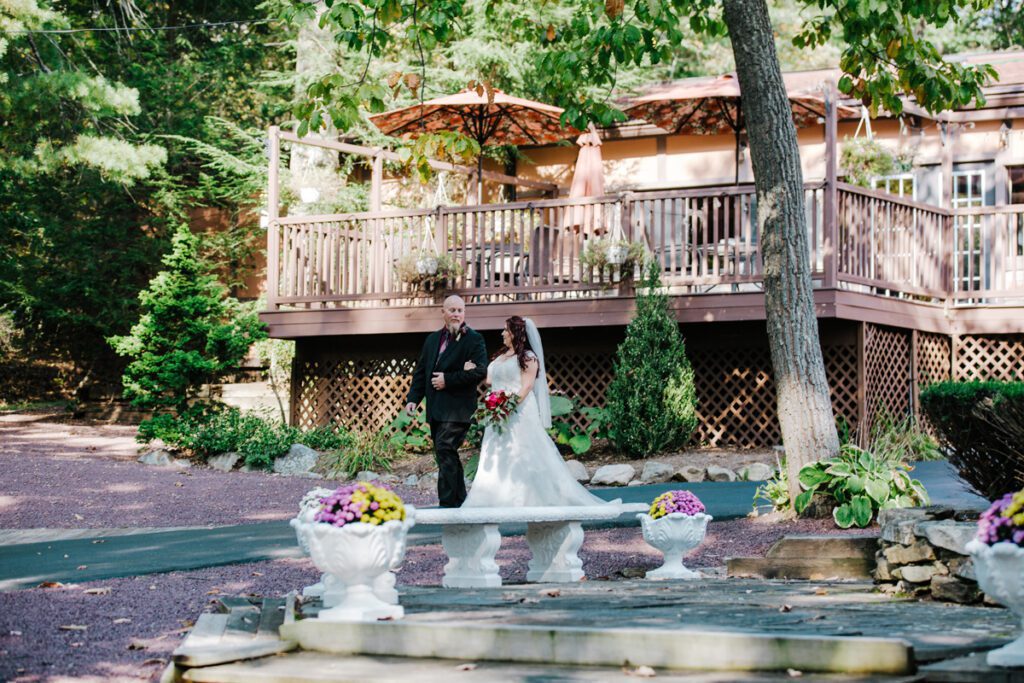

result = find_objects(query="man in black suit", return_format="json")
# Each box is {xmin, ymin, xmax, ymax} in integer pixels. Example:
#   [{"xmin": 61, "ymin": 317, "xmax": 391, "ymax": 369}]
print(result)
[{"xmin": 405, "ymin": 295, "xmax": 488, "ymax": 507}]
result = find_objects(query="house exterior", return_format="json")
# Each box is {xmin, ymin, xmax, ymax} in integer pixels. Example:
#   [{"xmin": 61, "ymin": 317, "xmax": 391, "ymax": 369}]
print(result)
[{"xmin": 261, "ymin": 51, "xmax": 1024, "ymax": 448}]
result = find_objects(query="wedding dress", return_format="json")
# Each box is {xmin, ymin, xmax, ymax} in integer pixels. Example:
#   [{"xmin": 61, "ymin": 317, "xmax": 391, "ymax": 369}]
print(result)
[{"xmin": 462, "ymin": 351, "xmax": 611, "ymax": 508}]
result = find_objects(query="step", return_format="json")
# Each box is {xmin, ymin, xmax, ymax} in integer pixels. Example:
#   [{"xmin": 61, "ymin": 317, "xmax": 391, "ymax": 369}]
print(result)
[
  {"xmin": 178, "ymin": 651, "xmax": 925, "ymax": 683},
  {"xmin": 218, "ymin": 382, "xmax": 274, "ymax": 398},
  {"xmin": 278, "ymin": 619, "xmax": 915, "ymax": 675},
  {"xmin": 726, "ymin": 556, "xmax": 875, "ymax": 580},
  {"xmin": 919, "ymin": 652, "xmax": 1024, "ymax": 682},
  {"xmin": 765, "ymin": 535, "xmax": 880, "ymax": 559}
]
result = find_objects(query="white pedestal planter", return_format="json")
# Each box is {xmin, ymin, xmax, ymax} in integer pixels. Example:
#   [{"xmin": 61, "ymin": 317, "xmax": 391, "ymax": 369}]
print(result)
[
  {"xmin": 293, "ymin": 506, "xmax": 415, "ymax": 622},
  {"xmin": 637, "ymin": 512, "xmax": 712, "ymax": 580},
  {"xmin": 967, "ymin": 539, "xmax": 1024, "ymax": 667}
]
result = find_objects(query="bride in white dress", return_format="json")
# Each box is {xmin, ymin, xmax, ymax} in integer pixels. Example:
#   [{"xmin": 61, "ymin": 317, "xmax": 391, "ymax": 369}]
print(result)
[{"xmin": 462, "ymin": 316, "xmax": 612, "ymax": 508}]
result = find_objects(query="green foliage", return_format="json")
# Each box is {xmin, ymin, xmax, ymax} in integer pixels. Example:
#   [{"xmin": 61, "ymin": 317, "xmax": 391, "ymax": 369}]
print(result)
[
  {"xmin": 840, "ymin": 137, "xmax": 915, "ymax": 187},
  {"xmin": 108, "ymin": 226, "xmax": 267, "ymax": 417},
  {"xmin": 606, "ymin": 264, "xmax": 697, "ymax": 458},
  {"xmin": 1, "ymin": 1, "xmax": 290, "ymax": 383},
  {"xmin": 394, "ymin": 253, "xmax": 463, "ymax": 291},
  {"xmin": 868, "ymin": 412, "xmax": 942, "ymax": 463},
  {"xmin": 794, "ymin": 444, "xmax": 929, "ymax": 528},
  {"xmin": 548, "ymin": 395, "xmax": 611, "ymax": 456},
  {"xmin": 753, "ymin": 457, "xmax": 791, "ymax": 513},
  {"xmin": 580, "ymin": 239, "xmax": 647, "ymax": 282},
  {"xmin": 0, "ymin": 312, "xmax": 22, "ymax": 360},
  {"xmin": 278, "ymin": 0, "xmax": 996, "ymax": 139},
  {"xmin": 320, "ymin": 430, "xmax": 403, "ymax": 478},
  {"xmin": 920, "ymin": 381, "xmax": 1024, "ymax": 499},
  {"xmin": 136, "ymin": 406, "xmax": 352, "ymax": 469},
  {"xmin": 386, "ymin": 405, "xmax": 433, "ymax": 451}
]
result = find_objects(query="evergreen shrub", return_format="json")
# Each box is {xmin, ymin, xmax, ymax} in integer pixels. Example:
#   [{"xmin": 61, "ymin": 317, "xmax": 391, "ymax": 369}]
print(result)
[
  {"xmin": 605, "ymin": 264, "xmax": 697, "ymax": 458},
  {"xmin": 920, "ymin": 381, "xmax": 1024, "ymax": 499},
  {"xmin": 108, "ymin": 226, "xmax": 266, "ymax": 425}
]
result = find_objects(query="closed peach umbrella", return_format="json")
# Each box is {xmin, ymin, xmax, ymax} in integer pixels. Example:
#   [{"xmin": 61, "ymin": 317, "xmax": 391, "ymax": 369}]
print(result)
[{"xmin": 564, "ymin": 125, "xmax": 606, "ymax": 234}]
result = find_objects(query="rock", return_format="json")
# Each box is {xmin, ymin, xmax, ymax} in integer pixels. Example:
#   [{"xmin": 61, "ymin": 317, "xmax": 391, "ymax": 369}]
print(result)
[
  {"xmin": 673, "ymin": 465, "xmax": 705, "ymax": 483},
  {"xmin": 930, "ymin": 575, "xmax": 981, "ymax": 604},
  {"xmin": 894, "ymin": 562, "xmax": 948, "ymax": 584},
  {"xmin": 591, "ymin": 464, "xmax": 636, "ymax": 486},
  {"xmin": 404, "ymin": 474, "xmax": 419, "ymax": 486},
  {"xmin": 948, "ymin": 557, "xmax": 977, "ymax": 582},
  {"xmin": 565, "ymin": 460, "xmax": 590, "ymax": 483},
  {"xmin": 915, "ymin": 520, "xmax": 976, "ymax": 556},
  {"xmin": 881, "ymin": 520, "xmax": 918, "ymax": 546},
  {"xmin": 380, "ymin": 473, "xmax": 399, "ymax": 484},
  {"xmin": 272, "ymin": 444, "xmax": 320, "ymax": 477},
  {"xmin": 877, "ymin": 507, "xmax": 949, "ymax": 529},
  {"xmin": 706, "ymin": 465, "xmax": 737, "ymax": 482},
  {"xmin": 356, "ymin": 470, "xmax": 381, "ymax": 482},
  {"xmin": 873, "ymin": 556, "xmax": 893, "ymax": 581},
  {"xmin": 883, "ymin": 540, "xmax": 936, "ymax": 565},
  {"xmin": 798, "ymin": 493, "xmax": 835, "ymax": 520},
  {"xmin": 738, "ymin": 463, "xmax": 774, "ymax": 481},
  {"xmin": 138, "ymin": 449, "xmax": 179, "ymax": 467},
  {"xmin": 639, "ymin": 461, "xmax": 674, "ymax": 484},
  {"xmin": 627, "ymin": 480, "xmax": 644, "ymax": 487},
  {"xmin": 417, "ymin": 471, "xmax": 439, "ymax": 491},
  {"xmin": 207, "ymin": 452, "xmax": 240, "ymax": 472}
]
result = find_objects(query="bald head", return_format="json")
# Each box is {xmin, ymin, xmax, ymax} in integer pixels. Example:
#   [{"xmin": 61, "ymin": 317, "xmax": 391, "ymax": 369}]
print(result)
[{"xmin": 442, "ymin": 295, "xmax": 466, "ymax": 332}]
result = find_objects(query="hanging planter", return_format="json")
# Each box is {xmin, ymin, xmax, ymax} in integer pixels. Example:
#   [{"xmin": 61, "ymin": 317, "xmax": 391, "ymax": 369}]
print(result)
[
  {"xmin": 606, "ymin": 243, "xmax": 631, "ymax": 266},
  {"xmin": 415, "ymin": 255, "xmax": 439, "ymax": 276},
  {"xmin": 396, "ymin": 253, "xmax": 462, "ymax": 292}
]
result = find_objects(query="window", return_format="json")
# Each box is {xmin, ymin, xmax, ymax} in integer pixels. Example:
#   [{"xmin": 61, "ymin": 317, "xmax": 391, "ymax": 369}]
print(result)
[
  {"xmin": 952, "ymin": 170, "xmax": 986, "ymax": 295},
  {"xmin": 1010, "ymin": 166, "xmax": 1024, "ymax": 205},
  {"xmin": 872, "ymin": 173, "xmax": 916, "ymax": 199}
]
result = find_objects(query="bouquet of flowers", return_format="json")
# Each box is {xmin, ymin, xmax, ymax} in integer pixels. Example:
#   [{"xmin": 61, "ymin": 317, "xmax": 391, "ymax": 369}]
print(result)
[
  {"xmin": 649, "ymin": 490, "xmax": 705, "ymax": 520},
  {"xmin": 977, "ymin": 488, "xmax": 1024, "ymax": 547},
  {"xmin": 313, "ymin": 482, "xmax": 406, "ymax": 528},
  {"xmin": 473, "ymin": 390, "xmax": 520, "ymax": 434}
]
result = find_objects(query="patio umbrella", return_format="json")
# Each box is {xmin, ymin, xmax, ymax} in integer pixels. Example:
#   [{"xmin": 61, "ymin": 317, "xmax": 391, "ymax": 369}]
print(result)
[
  {"xmin": 626, "ymin": 74, "xmax": 857, "ymax": 183},
  {"xmin": 369, "ymin": 88, "xmax": 578, "ymax": 199},
  {"xmin": 563, "ymin": 124, "xmax": 606, "ymax": 234}
]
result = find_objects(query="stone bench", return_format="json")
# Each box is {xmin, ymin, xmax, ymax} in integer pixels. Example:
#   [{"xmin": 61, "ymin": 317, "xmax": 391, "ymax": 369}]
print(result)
[{"xmin": 415, "ymin": 504, "xmax": 648, "ymax": 588}]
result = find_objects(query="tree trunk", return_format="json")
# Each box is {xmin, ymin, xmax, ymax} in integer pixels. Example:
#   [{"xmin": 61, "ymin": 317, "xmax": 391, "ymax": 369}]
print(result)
[{"xmin": 722, "ymin": 0, "xmax": 841, "ymax": 505}]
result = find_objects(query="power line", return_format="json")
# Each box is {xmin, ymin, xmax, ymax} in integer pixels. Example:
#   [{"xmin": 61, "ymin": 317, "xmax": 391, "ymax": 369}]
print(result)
[{"xmin": 3, "ymin": 18, "xmax": 271, "ymax": 35}]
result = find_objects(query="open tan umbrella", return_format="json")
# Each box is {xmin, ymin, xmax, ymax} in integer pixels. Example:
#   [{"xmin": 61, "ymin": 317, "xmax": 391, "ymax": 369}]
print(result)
[
  {"xmin": 370, "ymin": 88, "xmax": 578, "ymax": 199},
  {"xmin": 626, "ymin": 74, "xmax": 857, "ymax": 183},
  {"xmin": 563, "ymin": 124, "xmax": 606, "ymax": 234}
]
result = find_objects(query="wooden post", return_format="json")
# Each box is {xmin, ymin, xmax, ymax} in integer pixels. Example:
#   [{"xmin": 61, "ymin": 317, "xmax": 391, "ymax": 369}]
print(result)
[
  {"xmin": 822, "ymin": 82, "xmax": 839, "ymax": 290},
  {"xmin": 370, "ymin": 152, "xmax": 383, "ymax": 212},
  {"xmin": 267, "ymin": 126, "xmax": 281, "ymax": 310},
  {"xmin": 370, "ymin": 152, "xmax": 384, "ymax": 293},
  {"xmin": 909, "ymin": 329, "xmax": 919, "ymax": 422},
  {"xmin": 941, "ymin": 122, "xmax": 957, "ymax": 209},
  {"xmin": 856, "ymin": 321, "xmax": 868, "ymax": 446}
]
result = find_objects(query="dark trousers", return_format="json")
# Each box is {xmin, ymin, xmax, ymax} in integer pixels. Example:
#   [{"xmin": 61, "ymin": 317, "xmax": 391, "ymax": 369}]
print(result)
[{"xmin": 430, "ymin": 420, "xmax": 469, "ymax": 508}]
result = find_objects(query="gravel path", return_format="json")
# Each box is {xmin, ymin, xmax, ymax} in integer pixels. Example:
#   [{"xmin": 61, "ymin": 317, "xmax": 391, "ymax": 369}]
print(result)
[
  {"xmin": 0, "ymin": 517, "xmax": 864, "ymax": 683},
  {"xmin": 0, "ymin": 418, "xmax": 875, "ymax": 681},
  {"xmin": 0, "ymin": 419, "xmax": 437, "ymax": 529}
]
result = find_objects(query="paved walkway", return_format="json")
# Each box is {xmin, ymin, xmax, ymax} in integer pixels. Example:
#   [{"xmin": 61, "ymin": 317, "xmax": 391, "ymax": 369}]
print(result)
[{"xmin": 0, "ymin": 461, "xmax": 987, "ymax": 591}]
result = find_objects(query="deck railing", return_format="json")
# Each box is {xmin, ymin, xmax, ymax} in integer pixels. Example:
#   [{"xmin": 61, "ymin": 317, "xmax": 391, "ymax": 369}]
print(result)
[{"xmin": 266, "ymin": 182, "xmax": 1024, "ymax": 310}]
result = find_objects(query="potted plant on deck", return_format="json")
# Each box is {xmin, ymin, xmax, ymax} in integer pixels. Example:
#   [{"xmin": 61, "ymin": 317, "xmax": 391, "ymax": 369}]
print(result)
[
  {"xmin": 580, "ymin": 238, "xmax": 646, "ymax": 287},
  {"xmin": 637, "ymin": 490, "xmax": 711, "ymax": 579},
  {"xmin": 395, "ymin": 253, "xmax": 462, "ymax": 299},
  {"xmin": 291, "ymin": 482, "xmax": 415, "ymax": 621},
  {"xmin": 966, "ymin": 487, "xmax": 1024, "ymax": 667}
]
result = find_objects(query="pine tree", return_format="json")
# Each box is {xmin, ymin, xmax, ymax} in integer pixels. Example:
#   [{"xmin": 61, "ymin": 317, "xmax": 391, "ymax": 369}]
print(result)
[
  {"xmin": 606, "ymin": 263, "xmax": 697, "ymax": 458},
  {"xmin": 108, "ymin": 226, "xmax": 266, "ymax": 417}
]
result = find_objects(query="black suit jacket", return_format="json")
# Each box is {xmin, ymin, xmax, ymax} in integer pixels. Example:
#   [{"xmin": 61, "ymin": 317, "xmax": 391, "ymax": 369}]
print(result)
[{"xmin": 406, "ymin": 327, "xmax": 488, "ymax": 424}]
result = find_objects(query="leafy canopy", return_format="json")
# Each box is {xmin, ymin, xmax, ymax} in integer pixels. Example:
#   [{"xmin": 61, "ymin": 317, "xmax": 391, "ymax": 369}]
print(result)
[{"xmin": 277, "ymin": 0, "xmax": 997, "ymax": 136}]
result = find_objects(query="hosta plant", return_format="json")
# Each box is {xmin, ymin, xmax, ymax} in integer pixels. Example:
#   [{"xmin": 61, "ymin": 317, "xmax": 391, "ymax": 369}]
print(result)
[{"xmin": 794, "ymin": 444, "xmax": 929, "ymax": 529}]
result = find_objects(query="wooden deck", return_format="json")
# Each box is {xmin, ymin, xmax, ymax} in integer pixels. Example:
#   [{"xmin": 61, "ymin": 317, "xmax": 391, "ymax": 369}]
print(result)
[{"xmin": 262, "ymin": 182, "xmax": 1024, "ymax": 337}]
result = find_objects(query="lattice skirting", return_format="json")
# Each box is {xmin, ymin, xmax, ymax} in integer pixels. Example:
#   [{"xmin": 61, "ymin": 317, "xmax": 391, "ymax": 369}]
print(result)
[
  {"xmin": 292, "ymin": 331, "xmax": 858, "ymax": 449},
  {"xmin": 954, "ymin": 334, "xmax": 1024, "ymax": 382},
  {"xmin": 290, "ymin": 329, "xmax": 1023, "ymax": 448}
]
